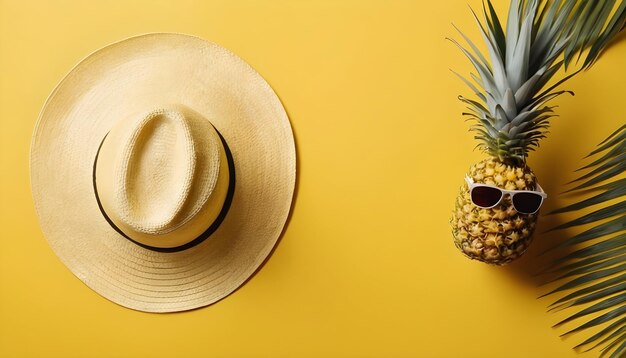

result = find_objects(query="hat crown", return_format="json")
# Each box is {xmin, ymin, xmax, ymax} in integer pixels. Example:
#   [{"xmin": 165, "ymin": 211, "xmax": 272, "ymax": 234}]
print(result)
[
  {"xmin": 114, "ymin": 109, "xmax": 199, "ymax": 235},
  {"xmin": 95, "ymin": 105, "xmax": 231, "ymax": 249}
]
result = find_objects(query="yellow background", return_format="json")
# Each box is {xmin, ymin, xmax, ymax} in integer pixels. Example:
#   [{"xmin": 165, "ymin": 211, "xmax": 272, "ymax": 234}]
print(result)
[{"xmin": 1, "ymin": 0, "xmax": 624, "ymax": 357}]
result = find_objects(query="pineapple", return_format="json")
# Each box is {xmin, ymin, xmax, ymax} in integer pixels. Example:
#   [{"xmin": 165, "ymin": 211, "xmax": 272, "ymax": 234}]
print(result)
[
  {"xmin": 449, "ymin": 0, "xmax": 578, "ymax": 264},
  {"xmin": 452, "ymin": 159, "xmax": 538, "ymax": 264},
  {"xmin": 452, "ymin": 0, "xmax": 624, "ymax": 264}
]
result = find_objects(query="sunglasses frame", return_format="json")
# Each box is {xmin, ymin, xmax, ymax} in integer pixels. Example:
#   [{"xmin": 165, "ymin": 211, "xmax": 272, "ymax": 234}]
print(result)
[{"xmin": 465, "ymin": 176, "xmax": 547, "ymax": 214}]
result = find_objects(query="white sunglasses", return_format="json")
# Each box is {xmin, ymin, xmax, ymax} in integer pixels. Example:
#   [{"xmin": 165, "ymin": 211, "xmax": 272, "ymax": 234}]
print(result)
[{"xmin": 465, "ymin": 176, "xmax": 547, "ymax": 214}]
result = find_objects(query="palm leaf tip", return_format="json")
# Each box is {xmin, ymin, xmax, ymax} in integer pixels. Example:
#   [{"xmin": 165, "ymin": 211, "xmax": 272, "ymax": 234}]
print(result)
[{"xmin": 563, "ymin": 0, "xmax": 626, "ymax": 69}]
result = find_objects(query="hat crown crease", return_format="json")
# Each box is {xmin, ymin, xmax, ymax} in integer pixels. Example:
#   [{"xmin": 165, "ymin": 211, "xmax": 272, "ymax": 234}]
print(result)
[{"xmin": 114, "ymin": 109, "xmax": 197, "ymax": 235}]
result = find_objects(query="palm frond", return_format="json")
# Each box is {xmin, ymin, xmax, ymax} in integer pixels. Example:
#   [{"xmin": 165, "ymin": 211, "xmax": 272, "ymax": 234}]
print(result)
[
  {"xmin": 536, "ymin": 0, "xmax": 626, "ymax": 70},
  {"xmin": 565, "ymin": 0, "xmax": 626, "ymax": 69},
  {"xmin": 541, "ymin": 125, "xmax": 626, "ymax": 356}
]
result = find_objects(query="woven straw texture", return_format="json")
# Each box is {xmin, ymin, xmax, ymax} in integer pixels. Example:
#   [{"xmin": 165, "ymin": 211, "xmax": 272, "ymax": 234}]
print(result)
[{"xmin": 30, "ymin": 33, "xmax": 296, "ymax": 313}]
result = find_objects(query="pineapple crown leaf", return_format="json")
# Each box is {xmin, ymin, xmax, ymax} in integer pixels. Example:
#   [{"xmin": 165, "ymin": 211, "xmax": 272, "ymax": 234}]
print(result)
[{"xmin": 453, "ymin": 0, "xmax": 626, "ymax": 166}]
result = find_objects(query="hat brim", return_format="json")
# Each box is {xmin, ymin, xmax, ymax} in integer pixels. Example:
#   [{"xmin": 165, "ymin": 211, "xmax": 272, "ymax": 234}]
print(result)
[{"xmin": 30, "ymin": 33, "xmax": 296, "ymax": 312}]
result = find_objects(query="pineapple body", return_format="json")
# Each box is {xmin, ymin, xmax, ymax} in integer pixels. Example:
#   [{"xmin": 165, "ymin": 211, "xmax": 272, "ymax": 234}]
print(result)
[{"xmin": 451, "ymin": 158, "xmax": 539, "ymax": 265}]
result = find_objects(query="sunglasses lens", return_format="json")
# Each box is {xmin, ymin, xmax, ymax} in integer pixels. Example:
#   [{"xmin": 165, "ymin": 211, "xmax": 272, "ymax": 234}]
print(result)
[
  {"xmin": 513, "ymin": 192, "xmax": 543, "ymax": 214},
  {"xmin": 471, "ymin": 186, "xmax": 503, "ymax": 208}
]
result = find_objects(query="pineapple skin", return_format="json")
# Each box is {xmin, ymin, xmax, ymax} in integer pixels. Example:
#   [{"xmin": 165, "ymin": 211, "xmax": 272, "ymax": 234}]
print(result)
[{"xmin": 451, "ymin": 158, "xmax": 539, "ymax": 265}]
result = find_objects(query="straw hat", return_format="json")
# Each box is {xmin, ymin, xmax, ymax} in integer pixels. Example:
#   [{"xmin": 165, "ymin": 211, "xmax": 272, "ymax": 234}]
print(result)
[{"xmin": 30, "ymin": 33, "xmax": 296, "ymax": 312}]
